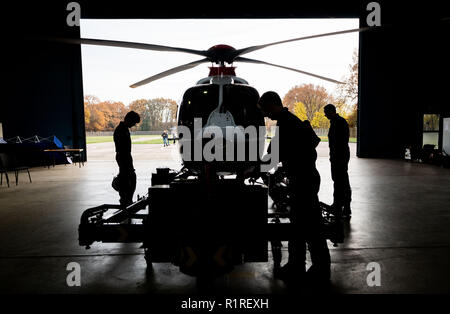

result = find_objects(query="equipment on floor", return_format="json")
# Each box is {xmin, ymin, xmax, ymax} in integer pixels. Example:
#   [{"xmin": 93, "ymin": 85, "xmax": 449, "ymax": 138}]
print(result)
[{"xmin": 79, "ymin": 166, "xmax": 345, "ymax": 277}]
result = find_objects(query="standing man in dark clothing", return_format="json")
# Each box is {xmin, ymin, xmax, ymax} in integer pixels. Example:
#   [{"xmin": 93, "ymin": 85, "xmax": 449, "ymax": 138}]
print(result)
[
  {"xmin": 324, "ymin": 104, "xmax": 352, "ymax": 218},
  {"xmin": 113, "ymin": 111, "xmax": 141, "ymax": 207},
  {"xmin": 258, "ymin": 91, "xmax": 331, "ymax": 283},
  {"xmin": 162, "ymin": 130, "xmax": 169, "ymax": 147}
]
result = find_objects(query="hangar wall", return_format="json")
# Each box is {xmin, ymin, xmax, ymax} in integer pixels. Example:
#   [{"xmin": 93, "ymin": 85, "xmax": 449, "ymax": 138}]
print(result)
[
  {"xmin": 1, "ymin": 1, "xmax": 448, "ymax": 160},
  {"xmin": 1, "ymin": 2, "xmax": 86, "ymax": 154},
  {"xmin": 357, "ymin": 3, "xmax": 450, "ymax": 157}
]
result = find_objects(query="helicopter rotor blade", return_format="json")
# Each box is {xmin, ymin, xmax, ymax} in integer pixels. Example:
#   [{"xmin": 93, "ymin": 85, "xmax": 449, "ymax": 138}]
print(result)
[
  {"xmin": 51, "ymin": 37, "xmax": 209, "ymax": 57},
  {"xmin": 234, "ymin": 27, "xmax": 374, "ymax": 57},
  {"xmin": 130, "ymin": 58, "xmax": 210, "ymax": 88},
  {"xmin": 235, "ymin": 57, "xmax": 344, "ymax": 84}
]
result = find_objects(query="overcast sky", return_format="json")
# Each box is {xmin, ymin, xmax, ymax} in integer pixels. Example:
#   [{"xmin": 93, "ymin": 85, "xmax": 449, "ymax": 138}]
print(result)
[{"xmin": 80, "ymin": 19, "xmax": 359, "ymax": 106}]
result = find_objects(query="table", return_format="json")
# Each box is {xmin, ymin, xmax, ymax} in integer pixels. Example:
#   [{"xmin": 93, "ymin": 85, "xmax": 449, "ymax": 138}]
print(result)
[{"xmin": 43, "ymin": 148, "xmax": 85, "ymax": 168}]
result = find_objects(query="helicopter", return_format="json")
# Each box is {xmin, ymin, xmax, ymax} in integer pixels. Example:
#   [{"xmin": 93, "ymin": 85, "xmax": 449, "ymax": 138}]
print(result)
[
  {"xmin": 60, "ymin": 27, "xmax": 365, "ymax": 172},
  {"xmin": 69, "ymin": 26, "xmax": 366, "ymax": 279}
]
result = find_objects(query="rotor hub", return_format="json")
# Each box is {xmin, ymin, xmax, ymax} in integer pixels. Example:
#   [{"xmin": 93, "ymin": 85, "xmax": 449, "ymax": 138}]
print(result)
[{"xmin": 207, "ymin": 44, "xmax": 237, "ymax": 64}]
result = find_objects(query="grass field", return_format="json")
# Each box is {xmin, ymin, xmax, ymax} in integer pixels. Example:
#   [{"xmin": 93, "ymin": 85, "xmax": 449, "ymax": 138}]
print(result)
[
  {"xmin": 86, "ymin": 135, "xmax": 161, "ymax": 144},
  {"xmin": 87, "ymin": 135, "xmax": 357, "ymax": 144},
  {"xmin": 133, "ymin": 138, "xmax": 165, "ymax": 144},
  {"xmin": 319, "ymin": 136, "xmax": 357, "ymax": 143}
]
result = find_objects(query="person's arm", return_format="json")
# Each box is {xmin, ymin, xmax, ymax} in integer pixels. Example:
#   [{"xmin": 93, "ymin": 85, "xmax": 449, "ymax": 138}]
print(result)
[
  {"xmin": 115, "ymin": 128, "xmax": 133, "ymax": 169},
  {"xmin": 304, "ymin": 120, "xmax": 321, "ymax": 148},
  {"xmin": 332, "ymin": 119, "xmax": 350, "ymax": 158},
  {"xmin": 337, "ymin": 119, "xmax": 350, "ymax": 145}
]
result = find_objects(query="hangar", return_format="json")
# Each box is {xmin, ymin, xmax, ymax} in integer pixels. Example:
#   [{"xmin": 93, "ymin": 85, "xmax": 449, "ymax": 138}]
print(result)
[{"xmin": 0, "ymin": 0, "xmax": 449, "ymax": 308}]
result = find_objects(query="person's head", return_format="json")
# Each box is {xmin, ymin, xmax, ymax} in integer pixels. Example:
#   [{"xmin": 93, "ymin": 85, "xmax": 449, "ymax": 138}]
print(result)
[
  {"xmin": 257, "ymin": 91, "xmax": 284, "ymax": 120},
  {"xmin": 123, "ymin": 111, "xmax": 141, "ymax": 128},
  {"xmin": 324, "ymin": 104, "xmax": 337, "ymax": 120}
]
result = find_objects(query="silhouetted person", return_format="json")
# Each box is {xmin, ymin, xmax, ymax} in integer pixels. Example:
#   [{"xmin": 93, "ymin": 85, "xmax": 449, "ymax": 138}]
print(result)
[
  {"xmin": 324, "ymin": 104, "xmax": 352, "ymax": 218},
  {"xmin": 113, "ymin": 111, "xmax": 140, "ymax": 207},
  {"xmin": 162, "ymin": 130, "xmax": 169, "ymax": 147},
  {"xmin": 171, "ymin": 132, "xmax": 177, "ymax": 144},
  {"xmin": 258, "ymin": 91, "xmax": 331, "ymax": 283}
]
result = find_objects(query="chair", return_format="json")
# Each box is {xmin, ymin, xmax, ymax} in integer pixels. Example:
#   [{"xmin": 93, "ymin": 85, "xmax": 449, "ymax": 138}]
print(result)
[
  {"xmin": 74, "ymin": 151, "xmax": 85, "ymax": 167},
  {"xmin": 64, "ymin": 146, "xmax": 84, "ymax": 168},
  {"xmin": 0, "ymin": 156, "xmax": 10, "ymax": 187},
  {"xmin": 0, "ymin": 152, "xmax": 32, "ymax": 185}
]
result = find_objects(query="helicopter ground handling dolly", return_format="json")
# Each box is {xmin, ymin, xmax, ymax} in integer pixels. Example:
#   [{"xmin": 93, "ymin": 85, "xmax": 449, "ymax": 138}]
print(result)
[{"xmin": 79, "ymin": 166, "xmax": 345, "ymax": 279}]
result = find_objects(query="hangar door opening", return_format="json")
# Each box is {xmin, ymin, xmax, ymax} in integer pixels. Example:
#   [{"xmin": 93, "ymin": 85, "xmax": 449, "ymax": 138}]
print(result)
[{"xmin": 80, "ymin": 19, "xmax": 359, "ymax": 162}]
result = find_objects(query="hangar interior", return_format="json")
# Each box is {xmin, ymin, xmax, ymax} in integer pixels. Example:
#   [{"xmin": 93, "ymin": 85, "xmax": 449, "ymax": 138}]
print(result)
[{"xmin": 0, "ymin": 0, "xmax": 450, "ymax": 299}]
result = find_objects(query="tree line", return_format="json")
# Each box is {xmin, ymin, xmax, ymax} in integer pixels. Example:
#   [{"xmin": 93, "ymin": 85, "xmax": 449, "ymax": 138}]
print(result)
[
  {"xmin": 84, "ymin": 96, "xmax": 177, "ymax": 132},
  {"xmin": 276, "ymin": 49, "xmax": 358, "ymax": 130}
]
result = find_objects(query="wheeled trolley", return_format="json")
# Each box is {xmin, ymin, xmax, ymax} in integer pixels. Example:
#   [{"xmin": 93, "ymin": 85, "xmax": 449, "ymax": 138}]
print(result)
[{"xmin": 78, "ymin": 167, "xmax": 344, "ymax": 277}]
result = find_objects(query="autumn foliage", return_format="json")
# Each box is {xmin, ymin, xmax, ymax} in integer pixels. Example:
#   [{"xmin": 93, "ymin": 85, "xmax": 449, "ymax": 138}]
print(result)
[
  {"xmin": 129, "ymin": 98, "xmax": 177, "ymax": 131},
  {"xmin": 283, "ymin": 49, "xmax": 359, "ymax": 129},
  {"xmin": 84, "ymin": 95, "xmax": 177, "ymax": 131}
]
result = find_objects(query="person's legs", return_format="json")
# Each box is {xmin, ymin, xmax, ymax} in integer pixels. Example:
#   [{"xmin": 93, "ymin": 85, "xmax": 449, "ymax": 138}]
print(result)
[
  {"xmin": 330, "ymin": 161, "xmax": 343, "ymax": 207},
  {"xmin": 300, "ymin": 171, "xmax": 330, "ymax": 280},
  {"xmin": 305, "ymin": 208, "xmax": 331, "ymax": 279},
  {"xmin": 279, "ymin": 172, "xmax": 320, "ymax": 276},
  {"xmin": 129, "ymin": 170, "xmax": 137, "ymax": 200},
  {"xmin": 275, "ymin": 181, "xmax": 306, "ymax": 279},
  {"xmin": 331, "ymin": 159, "xmax": 351, "ymax": 216},
  {"xmin": 276, "ymin": 218, "xmax": 306, "ymax": 280},
  {"xmin": 286, "ymin": 209, "xmax": 307, "ymax": 271},
  {"xmin": 119, "ymin": 170, "xmax": 136, "ymax": 207},
  {"xmin": 341, "ymin": 166, "xmax": 352, "ymax": 216}
]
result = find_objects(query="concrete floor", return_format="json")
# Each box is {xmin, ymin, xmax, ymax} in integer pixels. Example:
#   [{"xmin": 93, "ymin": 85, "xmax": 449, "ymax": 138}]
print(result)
[{"xmin": 1, "ymin": 142, "xmax": 450, "ymax": 295}]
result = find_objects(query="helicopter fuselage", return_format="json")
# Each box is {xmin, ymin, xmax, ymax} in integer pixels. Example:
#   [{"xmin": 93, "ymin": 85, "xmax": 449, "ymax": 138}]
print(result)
[{"xmin": 177, "ymin": 71, "xmax": 266, "ymax": 174}]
